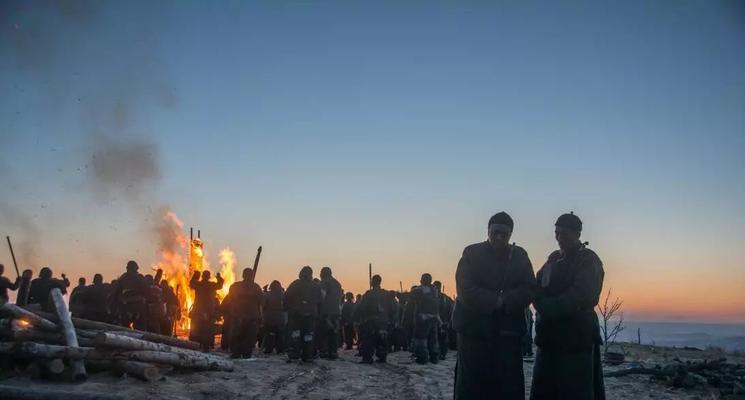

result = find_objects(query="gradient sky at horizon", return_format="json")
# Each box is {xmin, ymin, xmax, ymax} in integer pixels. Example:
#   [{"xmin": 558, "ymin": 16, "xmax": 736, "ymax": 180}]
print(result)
[{"xmin": 1, "ymin": 1, "xmax": 744, "ymax": 323}]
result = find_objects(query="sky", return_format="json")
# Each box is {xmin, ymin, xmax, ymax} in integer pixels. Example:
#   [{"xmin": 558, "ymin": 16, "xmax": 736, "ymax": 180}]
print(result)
[{"xmin": 1, "ymin": 1, "xmax": 744, "ymax": 323}]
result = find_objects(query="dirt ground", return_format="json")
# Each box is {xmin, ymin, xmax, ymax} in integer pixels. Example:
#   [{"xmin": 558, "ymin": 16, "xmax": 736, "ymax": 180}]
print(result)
[{"xmin": 2, "ymin": 344, "xmax": 741, "ymax": 399}]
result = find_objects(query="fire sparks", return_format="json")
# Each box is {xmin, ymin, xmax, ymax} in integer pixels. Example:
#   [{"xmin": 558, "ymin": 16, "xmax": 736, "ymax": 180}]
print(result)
[{"xmin": 151, "ymin": 210, "xmax": 237, "ymax": 335}]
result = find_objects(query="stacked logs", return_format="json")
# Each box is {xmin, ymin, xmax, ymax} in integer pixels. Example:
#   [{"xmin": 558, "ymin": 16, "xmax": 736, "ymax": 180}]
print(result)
[{"xmin": 0, "ymin": 295, "xmax": 234, "ymax": 388}]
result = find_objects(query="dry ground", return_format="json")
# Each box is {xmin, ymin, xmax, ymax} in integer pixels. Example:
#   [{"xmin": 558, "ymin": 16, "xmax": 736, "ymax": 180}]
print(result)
[{"xmin": 2, "ymin": 344, "xmax": 742, "ymax": 399}]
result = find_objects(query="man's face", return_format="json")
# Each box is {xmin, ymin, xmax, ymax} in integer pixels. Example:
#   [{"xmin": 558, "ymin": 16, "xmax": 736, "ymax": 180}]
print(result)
[
  {"xmin": 555, "ymin": 226, "xmax": 580, "ymax": 250},
  {"xmin": 488, "ymin": 224, "xmax": 512, "ymax": 249},
  {"xmin": 202, "ymin": 271, "xmax": 211, "ymax": 281}
]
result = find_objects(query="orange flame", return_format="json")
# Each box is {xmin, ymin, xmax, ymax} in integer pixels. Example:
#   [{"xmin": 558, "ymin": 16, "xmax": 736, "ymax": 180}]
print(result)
[{"xmin": 151, "ymin": 210, "xmax": 237, "ymax": 336}]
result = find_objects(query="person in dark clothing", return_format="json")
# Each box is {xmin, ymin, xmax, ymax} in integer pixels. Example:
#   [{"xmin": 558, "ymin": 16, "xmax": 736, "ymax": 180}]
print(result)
[
  {"xmin": 161, "ymin": 280, "xmax": 180, "ymax": 336},
  {"xmin": 355, "ymin": 274, "xmax": 396, "ymax": 364},
  {"xmin": 284, "ymin": 266, "xmax": 322, "ymax": 362},
  {"xmin": 144, "ymin": 274, "xmax": 166, "ymax": 334},
  {"xmin": 28, "ymin": 267, "xmax": 70, "ymax": 312},
  {"xmin": 341, "ymin": 292, "xmax": 356, "ymax": 350},
  {"xmin": 317, "ymin": 266, "xmax": 343, "ymax": 359},
  {"xmin": 110, "ymin": 261, "xmax": 151, "ymax": 331},
  {"xmin": 262, "ymin": 280, "xmax": 286, "ymax": 354},
  {"xmin": 452, "ymin": 212, "xmax": 537, "ymax": 400},
  {"xmin": 82, "ymin": 274, "xmax": 110, "ymax": 323},
  {"xmin": 0, "ymin": 264, "xmax": 20, "ymax": 303},
  {"xmin": 400, "ymin": 288, "xmax": 417, "ymax": 352},
  {"xmin": 530, "ymin": 212, "xmax": 606, "ymax": 400},
  {"xmin": 190, "ymin": 270, "xmax": 224, "ymax": 351},
  {"xmin": 523, "ymin": 307, "xmax": 534, "ymax": 357},
  {"xmin": 69, "ymin": 277, "xmax": 87, "ymax": 317},
  {"xmin": 433, "ymin": 280, "xmax": 454, "ymax": 360},
  {"xmin": 223, "ymin": 268, "xmax": 263, "ymax": 358},
  {"xmin": 409, "ymin": 273, "xmax": 441, "ymax": 364}
]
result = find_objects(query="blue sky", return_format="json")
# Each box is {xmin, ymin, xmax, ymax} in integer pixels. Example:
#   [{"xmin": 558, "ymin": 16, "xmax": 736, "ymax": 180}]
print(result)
[{"xmin": 1, "ymin": 1, "xmax": 744, "ymax": 321}]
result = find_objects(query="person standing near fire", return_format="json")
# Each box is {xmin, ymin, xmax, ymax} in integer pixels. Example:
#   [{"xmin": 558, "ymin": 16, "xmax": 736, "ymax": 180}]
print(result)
[
  {"xmin": 222, "ymin": 268, "xmax": 263, "ymax": 358},
  {"xmin": 190, "ymin": 270, "xmax": 224, "ymax": 351},
  {"xmin": 262, "ymin": 280, "xmax": 286, "ymax": 354},
  {"xmin": 28, "ymin": 267, "xmax": 70, "ymax": 312},
  {"xmin": 284, "ymin": 266, "xmax": 322, "ymax": 362},
  {"xmin": 0, "ymin": 264, "xmax": 21, "ymax": 303},
  {"xmin": 110, "ymin": 261, "xmax": 151, "ymax": 331}
]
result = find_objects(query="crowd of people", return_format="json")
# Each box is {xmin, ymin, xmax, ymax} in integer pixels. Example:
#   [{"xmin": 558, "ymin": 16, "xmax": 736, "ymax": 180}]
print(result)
[{"xmin": 0, "ymin": 210, "xmax": 606, "ymax": 400}]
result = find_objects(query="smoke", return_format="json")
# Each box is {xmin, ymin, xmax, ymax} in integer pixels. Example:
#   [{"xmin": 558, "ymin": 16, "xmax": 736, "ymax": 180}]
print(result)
[
  {"xmin": 88, "ymin": 136, "xmax": 160, "ymax": 203},
  {"xmin": 1, "ymin": 1, "xmax": 178, "ymax": 267},
  {"xmin": 0, "ymin": 162, "xmax": 44, "ymax": 267}
]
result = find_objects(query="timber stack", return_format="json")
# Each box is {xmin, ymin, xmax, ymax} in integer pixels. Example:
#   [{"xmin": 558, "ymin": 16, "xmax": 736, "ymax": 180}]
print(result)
[{"xmin": 0, "ymin": 296, "xmax": 234, "ymax": 387}]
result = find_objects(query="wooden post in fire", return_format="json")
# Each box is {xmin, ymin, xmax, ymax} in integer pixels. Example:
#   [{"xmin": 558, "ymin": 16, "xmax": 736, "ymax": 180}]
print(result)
[
  {"xmin": 50, "ymin": 288, "xmax": 87, "ymax": 381},
  {"xmin": 251, "ymin": 246, "xmax": 262, "ymax": 283}
]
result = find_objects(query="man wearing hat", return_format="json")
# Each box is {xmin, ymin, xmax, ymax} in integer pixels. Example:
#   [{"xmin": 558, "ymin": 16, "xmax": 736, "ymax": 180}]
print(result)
[
  {"xmin": 530, "ymin": 212, "xmax": 606, "ymax": 400},
  {"xmin": 452, "ymin": 212, "xmax": 537, "ymax": 400}
]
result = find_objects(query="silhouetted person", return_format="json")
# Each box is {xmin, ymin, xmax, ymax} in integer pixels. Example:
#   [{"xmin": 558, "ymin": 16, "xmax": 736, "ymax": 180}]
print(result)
[
  {"xmin": 83, "ymin": 274, "xmax": 110, "ymax": 323},
  {"xmin": 69, "ymin": 277, "xmax": 87, "ymax": 317},
  {"xmin": 160, "ymin": 280, "xmax": 180, "ymax": 336},
  {"xmin": 341, "ymin": 292, "xmax": 356, "ymax": 350},
  {"xmin": 409, "ymin": 273, "xmax": 441, "ymax": 364},
  {"xmin": 262, "ymin": 280, "xmax": 286, "ymax": 354},
  {"xmin": 0, "ymin": 264, "xmax": 20, "ymax": 303},
  {"xmin": 222, "ymin": 268, "xmax": 263, "ymax": 358},
  {"xmin": 190, "ymin": 270, "xmax": 224, "ymax": 351},
  {"xmin": 433, "ymin": 280, "xmax": 453, "ymax": 360},
  {"xmin": 28, "ymin": 267, "xmax": 70, "ymax": 312},
  {"xmin": 355, "ymin": 274, "xmax": 396, "ymax": 364},
  {"xmin": 530, "ymin": 213, "xmax": 606, "ymax": 400},
  {"xmin": 400, "ymin": 286, "xmax": 417, "ymax": 352},
  {"xmin": 284, "ymin": 266, "xmax": 322, "ymax": 362},
  {"xmin": 453, "ymin": 212, "xmax": 537, "ymax": 400},
  {"xmin": 317, "ymin": 266, "xmax": 343, "ymax": 359},
  {"xmin": 111, "ymin": 261, "xmax": 150, "ymax": 331},
  {"xmin": 144, "ymin": 274, "xmax": 165, "ymax": 334}
]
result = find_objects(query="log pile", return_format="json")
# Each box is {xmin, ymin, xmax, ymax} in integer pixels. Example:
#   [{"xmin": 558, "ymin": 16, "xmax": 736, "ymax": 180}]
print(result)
[
  {"xmin": 0, "ymin": 298, "xmax": 234, "ymax": 388},
  {"xmin": 606, "ymin": 358, "xmax": 745, "ymax": 399}
]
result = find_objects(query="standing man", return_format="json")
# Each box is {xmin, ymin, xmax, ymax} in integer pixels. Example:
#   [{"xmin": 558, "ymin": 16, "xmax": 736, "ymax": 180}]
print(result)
[
  {"xmin": 28, "ymin": 267, "xmax": 71, "ymax": 312},
  {"xmin": 433, "ymin": 280, "xmax": 454, "ymax": 360},
  {"xmin": 0, "ymin": 264, "xmax": 20, "ymax": 303},
  {"xmin": 284, "ymin": 266, "xmax": 322, "ymax": 362},
  {"xmin": 530, "ymin": 213, "xmax": 606, "ymax": 400},
  {"xmin": 317, "ymin": 266, "xmax": 343, "ymax": 359},
  {"xmin": 354, "ymin": 274, "xmax": 396, "ymax": 364},
  {"xmin": 83, "ymin": 274, "xmax": 111, "ymax": 323},
  {"xmin": 262, "ymin": 280, "xmax": 286, "ymax": 354},
  {"xmin": 340, "ymin": 292, "xmax": 356, "ymax": 350},
  {"xmin": 69, "ymin": 277, "xmax": 88, "ymax": 317},
  {"xmin": 190, "ymin": 270, "xmax": 224, "ymax": 351},
  {"xmin": 409, "ymin": 273, "xmax": 441, "ymax": 364},
  {"xmin": 110, "ymin": 261, "xmax": 150, "ymax": 331},
  {"xmin": 223, "ymin": 268, "xmax": 263, "ymax": 358},
  {"xmin": 160, "ymin": 280, "xmax": 180, "ymax": 336},
  {"xmin": 453, "ymin": 212, "xmax": 537, "ymax": 400}
]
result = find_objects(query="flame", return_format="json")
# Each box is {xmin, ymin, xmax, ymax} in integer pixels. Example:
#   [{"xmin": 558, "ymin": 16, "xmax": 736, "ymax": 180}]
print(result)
[
  {"xmin": 150, "ymin": 210, "xmax": 237, "ymax": 336},
  {"xmin": 217, "ymin": 248, "xmax": 237, "ymax": 301}
]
